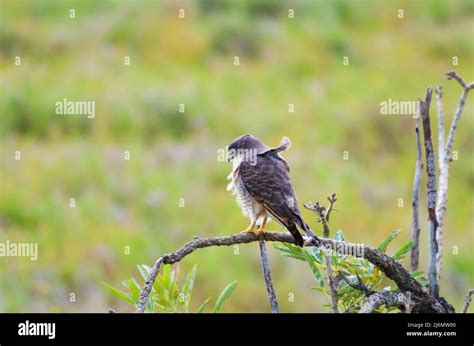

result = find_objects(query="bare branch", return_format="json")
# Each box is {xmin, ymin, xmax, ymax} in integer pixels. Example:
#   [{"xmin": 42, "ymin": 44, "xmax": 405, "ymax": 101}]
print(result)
[
  {"xmin": 305, "ymin": 194, "xmax": 339, "ymax": 312},
  {"xmin": 323, "ymin": 248, "xmax": 339, "ymax": 313},
  {"xmin": 304, "ymin": 193, "xmax": 338, "ymax": 237},
  {"xmin": 137, "ymin": 257, "xmax": 164, "ymax": 313},
  {"xmin": 436, "ymin": 71, "xmax": 473, "ymax": 279},
  {"xmin": 445, "ymin": 70, "xmax": 474, "ymax": 91},
  {"xmin": 359, "ymin": 291, "xmax": 407, "ymax": 313},
  {"xmin": 325, "ymin": 193, "xmax": 338, "ymax": 222},
  {"xmin": 434, "ymin": 86, "xmax": 445, "ymax": 279},
  {"xmin": 410, "ymin": 114, "xmax": 423, "ymax": 272},
  {"xmin": 258, "ymin": 240, "xmax": 279, "ymax": 313},
  {"xmin": 420, "ymin": 87, "xmax": 440, "ymax": 298},
  {"xmin": 136, "ymin": 231, "xmax": 453, "ymax": 313},
  {"xmin": 461, "ymin": 289, "xmax": 474, "ymax": 313}
]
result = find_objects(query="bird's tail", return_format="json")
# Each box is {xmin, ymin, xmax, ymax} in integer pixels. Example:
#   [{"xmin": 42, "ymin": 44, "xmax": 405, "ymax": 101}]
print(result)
[
  {"xmin": 286, "ymin": 223, "xmax": 304, "ymax": 247},
  {"xmin": 295, "ymin": 215, "xmax": 320, "ymax": 245}
]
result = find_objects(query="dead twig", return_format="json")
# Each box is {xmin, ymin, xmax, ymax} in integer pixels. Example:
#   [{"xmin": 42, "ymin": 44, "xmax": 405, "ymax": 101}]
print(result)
[
  {"xmin": 258, "ymin": 240, "xmax": 279, "ymax": 313},
  {"xmin": 339, "ymin": 270, "xmax": 375, "ymax": 297},
  {"xmin": 410, "ymin": 113, "xmax": 423, "ymax": 272},
  {"xmin": 435, "ymin": 71, "xmax": 473, "ymax": 278},
  {"xmin": 305, "ymin": 194, "xmax": 339, "ymax": 313},
  {"xmin": 420, "ymin": 87, "xmax": 439, "ymax": 298},
  {"xmin": 461, "ymin": 289, "xmax": 474, "ymax": 313}
]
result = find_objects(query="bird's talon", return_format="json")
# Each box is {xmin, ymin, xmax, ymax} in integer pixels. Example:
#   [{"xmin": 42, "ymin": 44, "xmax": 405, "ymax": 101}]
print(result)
[{"xmin": 240, "ymin": 224, "xmax": 258, "ymax": 236}]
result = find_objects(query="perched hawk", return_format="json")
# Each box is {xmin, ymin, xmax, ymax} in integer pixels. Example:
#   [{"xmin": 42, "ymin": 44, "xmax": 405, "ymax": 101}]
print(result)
[{"xmin": 226, "ymin": 134, "xmax": 319, "ymax": 246}]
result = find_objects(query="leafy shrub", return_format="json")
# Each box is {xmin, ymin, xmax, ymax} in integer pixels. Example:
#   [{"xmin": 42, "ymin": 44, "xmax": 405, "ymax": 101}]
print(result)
[
  {"xmin": 101, "ymin": 264, "xmax": 237, "ymax": 313},
  {"xmin": 275, "ymin": 230, "xmax": 426, "ymax": 312}
]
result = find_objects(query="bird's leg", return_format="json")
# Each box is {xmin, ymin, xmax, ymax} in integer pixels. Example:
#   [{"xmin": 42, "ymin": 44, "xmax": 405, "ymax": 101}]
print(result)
[
  {"xmin": 241, "ymin": 220, "xmax": 258, "ymax": 235},
  {"xmin": 257, "ymin": 216, "xmax": 268, "ymax": 233}
]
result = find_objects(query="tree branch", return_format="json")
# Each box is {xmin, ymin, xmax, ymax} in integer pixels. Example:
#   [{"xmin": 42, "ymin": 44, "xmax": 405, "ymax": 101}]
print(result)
[
  {"xmin": 435, "ymin": 71, "xmax": 473, "ymax": 278},
  {"xmin": 136, "ymin": 231, "xmax": 453, "ymax": 313},
  {"xmin": 410, "ymin": 113, "xmax": 423, "ymax": 272},
  {"xmin": 305, "ymin": 194, "xmax": 339, "ymax": 313},
  {"xmin": 420, "ymin": 87, "xmax": 440, "ymax": 298},
  {"xmin": 339, "ymin": 270, "xmax": 375, "ymax": 297},
  {"xmin": 359, "ymin": 290, "xmax": 406, "ymax": 313},
  {"xmin": 461, "ymin": 289, "xmax": 474, "ymax": 313},
  {"xmin": 258, "ymin": 240, "xmax": 279, "ymax": 313}
]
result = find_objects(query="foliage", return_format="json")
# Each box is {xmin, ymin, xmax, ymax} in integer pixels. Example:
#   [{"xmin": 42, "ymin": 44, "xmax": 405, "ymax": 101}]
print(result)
[
  {"xmin": 275, "ymin": 230, "xmax": 427, "ymax": 312},
  {"xmin": 101, "ymin": 264, "xmax": 237, "ymax": 313},
  {"xmin": 0, "ymin": 0, "xmax": 472, "ymax": 312}
]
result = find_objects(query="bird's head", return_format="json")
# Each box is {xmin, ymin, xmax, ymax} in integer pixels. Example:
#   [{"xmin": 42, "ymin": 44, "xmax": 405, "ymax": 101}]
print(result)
[{"xmin": 226, "ymin": 134, "xmax": 270, "ymax": 163}]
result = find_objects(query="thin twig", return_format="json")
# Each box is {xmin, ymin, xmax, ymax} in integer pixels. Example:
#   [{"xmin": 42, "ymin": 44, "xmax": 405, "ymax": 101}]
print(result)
[
  {"xmin": 359, "ymin": 290, "xmax": 407, "ymax": 313},
  {"xmin": 461, "ymin": 289, "xmax": 474, "ymax": 313},
  {"xmin": 258, "ymin": 240, "xmax": 279, "ymax": 313},
  {"xmin": 323, "ymin": 248, "xmax": 339, "ymax": 313},
  {"xmin": 420, "ymin": 87, "xmax": 440, "ymax": 298},
  {"xmin": 305, "ymin": 194, "xmax": 339, "ymax": 312},
  {"xmin": 410, "ymin": 113, "xmax": 423, "ymax": 272}
]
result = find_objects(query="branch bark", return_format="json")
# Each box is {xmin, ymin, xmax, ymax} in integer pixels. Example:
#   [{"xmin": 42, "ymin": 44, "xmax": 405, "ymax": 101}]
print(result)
[
  {"xmin": 258, "ymin": 240, "xmax": 279, "ymax": 313},
  {"xmin": 410, "ymin": 113, "xmax": 423, "ymax": 272},
  {"xmin": 434, "ymin": 86, "xmax": 445, "ymax": 279},
  {"xmin": 136, "ymin": 231, "xmax": 453, "ymax": 313},
  {"xmin": 359, "ymin": 291, "xmax": 406, "ymax": 313},
  {"xmin": 420, "ymin": 87, "xmax": 439, "ymax": 298},
  {"xmin": 461, "ymin": 289, "xmax": 474, "ymax": 313}
]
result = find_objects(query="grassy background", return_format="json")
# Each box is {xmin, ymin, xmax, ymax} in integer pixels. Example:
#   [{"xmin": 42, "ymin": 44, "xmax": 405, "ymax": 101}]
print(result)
[{"xmin": 0, "ymin": 0, "xmax": 473, "ymax": 312}]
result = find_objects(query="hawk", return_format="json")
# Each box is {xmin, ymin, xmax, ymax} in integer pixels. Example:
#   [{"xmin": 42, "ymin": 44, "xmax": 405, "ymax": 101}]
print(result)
[{"xmin": 226, "ymin": 134, "xmax": 319, "ymax": 246}]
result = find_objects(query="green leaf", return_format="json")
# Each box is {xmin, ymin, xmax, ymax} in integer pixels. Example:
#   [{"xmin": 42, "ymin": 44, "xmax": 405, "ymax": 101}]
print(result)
[
  {"xmin": 377, "ymin": 229, "xmax": 401, "ymax": 252},
  {"xmin": 214, "ymin": 281, "xmax": 237, "ymax": 313},
  {"xmin": 162, "ymin": 264, "xmax": 174, "ymax": 290},
  {"xmin": 411, "ymin": 270, "xmax": 424, "ymax": 278},
  {"xmin": 183, "ymin": 265, "xmax": 197, "ymax": 310},
  {"xmin": 274, "ymin": 243, "xmax": 306, "ymax": 261},
  {"xmin": 393, "ymin": 241, "xmax": 415, "ymax": 260},
  {"xmin": 197, "ymin": 297, "xmax": 212, "ymax": 313},
  {"xmin": 129, "ymin": 278, "xmax": 141, "ymax": 300},
  {"xmin": 137, "ymin": 265, "xmax": 150, "ymax": 281},
  {"xmin": 302, "ymin": 250, "xmax": 324, "ymax": 287},
  {"xmin": 335, "ymin": 230, "xmax": 345, "ymax": 241},
  {"xmin": 100, "ymin": 281, "xmax": 136, "ymax": 306},
  {"xmin": 311, "ymin": 286, "xmax": 330, "ymax": 297}
]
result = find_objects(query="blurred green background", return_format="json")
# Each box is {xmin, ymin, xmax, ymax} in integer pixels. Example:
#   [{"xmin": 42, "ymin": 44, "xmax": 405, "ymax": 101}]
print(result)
[{"xmin": 0, "ymin": 0, "xmax": 473, "ymax": 312}]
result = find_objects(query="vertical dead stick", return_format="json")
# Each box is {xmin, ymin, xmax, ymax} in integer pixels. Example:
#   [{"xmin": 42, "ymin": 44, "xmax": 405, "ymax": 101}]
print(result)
[
  {"xmin": 434, "ymin": 86, "xmax": 446, "ymax": 279},
  {"xmin": 461, "ymin": 289, "xmax": 474, "ymax": 313},
  {"xmin": 324, "ymin": 248, "xmax": 339, "ymax": 313},
  {"xmin": 420, "ymin": 87, "xmax": 439, "ymax": 298},
  {"xmin": 304, "ymin": 195, "xmax": 339, "ymax": 312},
  {"xmin": 258, "ymin": 240, "xmax": 279, "ymax": 313},
  {"xmin": 410, "ymin": 114, "xmax": 423, "ymax": 272},
  {"xmin": 436, "ymin": 71, "xmax": 473, "ymax": 278}
]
